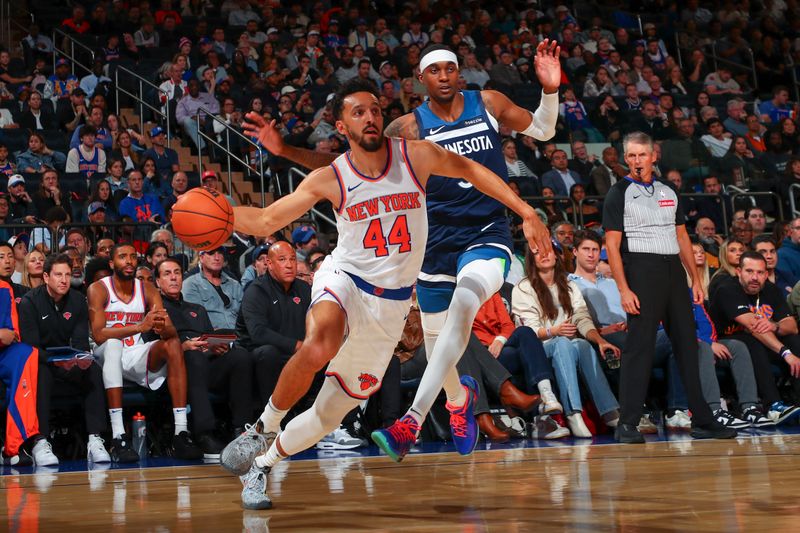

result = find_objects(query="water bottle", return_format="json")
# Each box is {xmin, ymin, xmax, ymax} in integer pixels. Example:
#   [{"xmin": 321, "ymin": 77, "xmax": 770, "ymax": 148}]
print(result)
[{"xmin": 132, "ymin": 412, "xmax": 147, "ymax": 458}]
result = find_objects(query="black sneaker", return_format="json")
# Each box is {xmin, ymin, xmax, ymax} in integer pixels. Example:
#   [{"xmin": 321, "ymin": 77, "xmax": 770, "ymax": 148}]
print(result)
[
  {"xmin": 615, "ymin": 423, "xmax": 645, "ymax": 444},
  {"xmin": 173, "ymin": 431, "xmax": 203, "ymax": 460},
  {"xmin": 196, "ymin": 432, "xmax": 226, "ymax": 460},
  {"xmin": 109, "ymin": 434, "xmax": 140, "ymax": 463},
  {"xmin": 691, "ymin": 421, "xmax": 737, "ymax": 440}
]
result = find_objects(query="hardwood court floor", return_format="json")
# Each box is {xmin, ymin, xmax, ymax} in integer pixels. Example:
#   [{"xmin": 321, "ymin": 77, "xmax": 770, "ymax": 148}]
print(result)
[{"xmin": 3, "ymin": 434, "xmax": 800, "ymax": 532}]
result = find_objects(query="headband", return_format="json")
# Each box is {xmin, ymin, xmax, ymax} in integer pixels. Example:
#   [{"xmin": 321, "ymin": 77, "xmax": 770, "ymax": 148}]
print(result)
[{"xmin": 419, "ymin": 50, "xmax": 459, "ymax": 73}]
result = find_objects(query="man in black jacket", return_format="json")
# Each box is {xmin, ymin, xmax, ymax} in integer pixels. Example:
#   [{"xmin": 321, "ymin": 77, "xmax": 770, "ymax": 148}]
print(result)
[
  {"xmin": 235, "ymin": 241, "xmax": 311, "ymax": 405},
  {"xmin": 18, "ymin": 91, "xmax": 57, "ymax": 131},
  {"xmin": 18, "ymin": 253, "xmax": 111, "ymax": 463},
  {"xmin": 155, "ymin": 257, "xmax": 254, "ymax": 457}
]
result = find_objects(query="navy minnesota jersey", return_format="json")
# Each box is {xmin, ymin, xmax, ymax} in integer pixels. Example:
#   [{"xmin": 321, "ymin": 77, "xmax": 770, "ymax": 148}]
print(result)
[{"xmin": 413, "ymin": 90, "xmax": 508, "ymax": 224}]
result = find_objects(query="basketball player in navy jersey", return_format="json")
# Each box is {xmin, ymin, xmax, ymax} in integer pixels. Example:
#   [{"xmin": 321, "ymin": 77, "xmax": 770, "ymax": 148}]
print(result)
[
  {"xmin": 221, "ymin": 79, "xmax": 550, "ymax": 509},
  {"xmin": 244, "ymin": 40, "xmax": 560, "ymax": 460}
]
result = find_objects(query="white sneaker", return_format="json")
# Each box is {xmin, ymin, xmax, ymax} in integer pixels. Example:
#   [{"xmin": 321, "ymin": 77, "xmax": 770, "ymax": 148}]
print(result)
[
  {"xmin": 637, "ymin": 414, "xmax": 658, "ymax": 434},
  {"xmin": 666, "ymin": 410, "xmax": 692, "ymax": 431},
  {"xmin": 567, "ymin": 413, "xmax": 592, "ymax": 438},
  {"xmin": 540, "ymin": 390, "xmax": 563, "ymax": 415},
  {"xmin": 530, "ymin": 415, "xmax": 570, "ymax": 440},
  {"xmin": 87, "ymin": 435, "xmax": 111, "ymax": 463},
  {"xmin": 315, "ymin": 426, "xmax": 367, "ymax": 450},
  {"xmin": 31, "ymin": 439, "xmax": 59, "ymax": 467}
]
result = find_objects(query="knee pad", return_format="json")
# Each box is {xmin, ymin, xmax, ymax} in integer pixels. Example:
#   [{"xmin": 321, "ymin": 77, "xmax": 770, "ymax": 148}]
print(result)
[{"xmin": 99, "ymin": 339, "xmax": 124, "ymax": 389}]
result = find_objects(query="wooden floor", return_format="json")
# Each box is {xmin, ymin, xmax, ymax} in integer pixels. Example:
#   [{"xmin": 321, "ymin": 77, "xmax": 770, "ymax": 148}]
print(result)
[{"xmin": 3, "ymin": 434, "xmax": 800, "ymax": 532}]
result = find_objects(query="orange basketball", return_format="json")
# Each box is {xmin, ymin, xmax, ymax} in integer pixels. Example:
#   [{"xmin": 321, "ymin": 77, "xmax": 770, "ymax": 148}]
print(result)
[{"xmin": 171, "ymin": 187, "xmax": 234, "ymax": 251}]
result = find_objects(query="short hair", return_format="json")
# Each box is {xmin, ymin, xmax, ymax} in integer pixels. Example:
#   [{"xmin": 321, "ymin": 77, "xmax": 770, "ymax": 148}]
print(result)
[
  {"xmin": 573, "ymin": 229, "xmax": 602, "ymax": 249},
  {"xmin": 110, "ymin": 243, "xmax": 136, "ymax": 259},
  {"xmin": 751, "ymin": 234, "xmax": 776, "ymax": 249},
  {"xmin": 84, "ymin": 256, "xmax": 113, "ymax": 283},
  {"xmin": 358, "ymin": 58, "xmax": 372, "ymax": 68},
  {"xmin": 43, "ymin": 253, "xmax": 72, "ymax": 275},
  {"xmin": 145, "ymin": 241, "xmax": 169, "ymax": 260},
  {"xmin": 79, "ymin": 124, "xmax": 97, "ymax": 137},
  {"xmin": 154, "ymin": 256, "xmax": 182, "ymax": 277},
  {"xmin": 705, "ymin": 117, "xmax": 722, "ymax": 129},
  {"xmin": 622, "ymin": 131, "xmax": 654, "ymax": 154},
  {"xmin": 551, "ymin": 221, "xmax": 574, "ymax": 235},
  {"xmin": 745, "ymin": 206, "xmax": 764, "ymax": 218},
  {"xmin": 331, "ymin": 78, "xmax": 381, "ymax": 120},
  {"xmin": 739, "ymin": 250, "xmax": 767, "ymax": 268},
  {"xmin": 773, "ymin": 85, "xmax": 789, "ymax": 96},
  {"xmin": 0, "ymin": 241, "xmax": 13, "ymax": 254}
]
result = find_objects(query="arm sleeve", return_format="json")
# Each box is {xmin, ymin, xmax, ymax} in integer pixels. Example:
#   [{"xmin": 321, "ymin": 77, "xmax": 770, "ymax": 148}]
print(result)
[
  {"xmin": 602, "ymin": 183, "xmax": 625, "ymax": 232},
  {"xmin": 240, "ymin": 287, "xmax": 298, "ymax": 353}
]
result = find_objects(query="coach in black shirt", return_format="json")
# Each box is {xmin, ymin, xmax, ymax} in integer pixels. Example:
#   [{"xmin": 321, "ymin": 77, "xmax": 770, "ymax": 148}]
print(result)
[
  {"xmin": 236, "ymin": 241, "xmax": 311, "ymax": 404},
  {"xmin": 155, "ymin": 257, "xmax": 254, "ymax": 455},
  {"xmin": 603, "ymin": 131, "xmax": 734, "ymax": 443},
  {"xmin": 18, "ymin": 253, "xmax": 109, "ymax": 461}
]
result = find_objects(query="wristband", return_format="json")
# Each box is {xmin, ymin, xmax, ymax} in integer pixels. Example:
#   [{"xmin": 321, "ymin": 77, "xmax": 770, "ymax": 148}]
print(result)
[
  {"xmin": 495, "ymin": 336, "xmax": 508, "ymax": 345},
  {"xmin": 781, "ymin": 348, "xmax": 792, "ymax": 360}
]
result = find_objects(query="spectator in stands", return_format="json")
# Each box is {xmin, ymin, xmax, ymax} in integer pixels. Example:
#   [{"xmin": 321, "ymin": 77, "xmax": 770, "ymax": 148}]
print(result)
[
  {"xmin": 134, "ymin": 17, "xmax": 160, "ymax": 48},
  {"xmin": 0, "ymin": 144, "xmax": 14, "ymax": 176},
  {"xmin": 704, "ymin": 66, "xmax": 742, "ymax": 95},
  {"xmin": 541, "ymin": 149, "xmax": 583, "ymax": 197},
  {"xmin": 31, "ymin": 169, "xmax": 72, "ymax": 221},
  {"xmin": 58, "ymin": 87, "xmax": 88, "ymax": 134},
  {"xmin": 759, "ymin": 85, "xmax": 796, "ymax": 124},
  {"xmin": 19, "ymin": 91, "xmax": 56, "ymax": 131},
  {"xmin": 69, "ymin": 106, "xmax": 111, "ymax": 151},
  {"xmin": 566, "ymin": 184, "xmax": 600, "ymax": 228},
  {"xmin": 591, "ymin": 94, "xmax": 625, "ymax": 142},
  {"xmin": 512, "ymin": 249, "xmax": 620, "ymax": 437},
  {"xmin": 79, "ymin": 58, "xmax": 111, "ymax": 99},
  {"xmin": 105, "ymin": 158, "xmax": 129, "ymax": 201},
  {"xmin": 502, "ymin": 138, "xmax": 539, "ymax": 196},
  {"xmin": 710, "ymin": 237, "xmax": 747, "ymax": 299},
  {"xmin": 489, "ymin": 50, "xmax": 522, "ymax": 86},
  {"xmin": 200, "ymin": 171, "xmax": 236, "ymax": 206},
  {"xmin": 459, "ymin": 52, "xmax": 490, "ymax": 89},
  {"xmin": 730, "ymin": 219, "xmax": 755, "ymax": 247},
  {"xmin": 118, "ymin": 170, "xmax": 166, "ymax": 223},
  {"xmin": 568, "ymin": 141, "xmax": 597, "ymax": 183},
  {"xmin": 66, "ymin": 125, "xmax": 106, "ymax": 179},
  {"xmin": 19, "ymin": 253, "xmax": 111, "ymax": 465},
  {"xmin": 8, "ymin": 234, "xmax": 27, "ymax": 283},
  {"xmin": 145, "ymin": 242, "xmax": 169, "ymax": 271},
  {"xmin": 709, "ymin": 251, "xmax": 800, "ymax": 425},
  {"xmin": 112, "ymin": 130, "xmax": 143, "ymax": 171},
  {"xmin": 141, "ymin": 157, "xmax": 172, "ymax": 199},
  {"xmin": 155, "ymin": 257, "xmax": 253, "ymax": 455},
  {"xmin": 142, "ymin": 126, "xmax": 180, "ymax": 178},
  {"xmin": 723, "ymin": 98, "xmax": 748, "ymax": 137},
  {"xmin": 291, "ymin": 225, "xmax": 318, "ymax": 264},
  {"xmin": 15, "ymin": 133, "xmax": 66, "ymax": 173},
  {"xmin": 6, "ymin": 175, "xmax": 35, "ymax": 224},
  {"xmin": 695, "ymin": 217, "xmax": 723, "ymax": 264},
  {"xmin": 701, "ymin": 118, "xmax": 733, "ymax": 158},
  {"xmin": 240, "ymin": 243, "xmax": 269, "ymax": 289},
  {"xmin": 691, "ymin": 241, "xmax": 711, "ymax": 295},
  {"xmin": 182, "ymin": 247, "xmax": 242, "ymax": 330},
  {"xmin": 752, "ymin": 235, "xmax": 793, "ymax": 295},
  {"xmin": 159, "ymin": 63, "xmax": 189, "ymax": 119},
  {"xmin": 163, "ymin": 171, "xmax": 188, "ymax": 213},
  {"xmin": 176, "ymin": 79, "xmax": 218, "ymax": 151},
  {"xmin": 44, "ymin": 59, "xmax": 79, "ymax": 102},
  {"xmin": 559, "ymin": 87, "xmax": 602, "ymax": 142},
  {"xmin": 628, "ymin": 100, "xmax": 669, "ymax": 141},
  {"xmin": 745, "ymin": 207, "xmax": 768, "ymax": 236},
  {"xmin": 777, "ymin": 217, "xmax": 800, "ymax": 287},
  {"xmin": 590, "ymin": 146, "xmax": 627, "ymax": 196}
]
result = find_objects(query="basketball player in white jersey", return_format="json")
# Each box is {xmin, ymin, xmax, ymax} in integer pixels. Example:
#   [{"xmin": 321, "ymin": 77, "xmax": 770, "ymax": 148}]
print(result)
[
  {"xmin": 87, "ymin": 244, "xmax": 202, "ymax": 462},
  {"xmin": 221, "ymin": 78, "xmax": 550, "ymax": 510}
]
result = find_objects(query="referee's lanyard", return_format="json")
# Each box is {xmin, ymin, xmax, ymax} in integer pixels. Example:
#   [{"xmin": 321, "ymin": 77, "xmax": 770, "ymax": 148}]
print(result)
[{"xmin": 623, "ymin": 175, "xmax": 655, "ymax": 193}]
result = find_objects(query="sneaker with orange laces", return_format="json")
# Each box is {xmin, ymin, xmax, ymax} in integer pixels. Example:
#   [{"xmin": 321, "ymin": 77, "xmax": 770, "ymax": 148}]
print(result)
[
  {"xmin": 371, "ymin": 414, "xmax": 420, "ymax": 462},
  {"xmin": 446, "ymin": 376, "xmax": 479, "ymax": 456}
]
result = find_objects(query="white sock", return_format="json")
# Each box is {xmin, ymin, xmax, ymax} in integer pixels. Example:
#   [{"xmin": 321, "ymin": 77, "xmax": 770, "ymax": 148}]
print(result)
[
  {"xmin": 173, "ymin": 408, "xmax": 188, "ymax": 435},
  {"xmin": 538, "ymin": 379, "xmax": 553, "ymax": 396},
  {"xmin": 259, "ymin": 398, "xmax": 288, "ymax": 435},
  {"xmin": 109, "ymin": 408, "xmax": 125, "ymax": 438},
  {"xmin": 254, "ymin": 439, "xmax": 286, "ymax": 469}
]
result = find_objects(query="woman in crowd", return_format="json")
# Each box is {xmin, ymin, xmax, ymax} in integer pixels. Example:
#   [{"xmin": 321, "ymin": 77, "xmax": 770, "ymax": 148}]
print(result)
[
  {"xmin": 32, "ymin": 170, "xmax": 72, "ymax": 222},
  {"xmin": 582, "ymin": 67, "xmax": 614, "ymax": 98},
  {"xmin": 591, "ymin": 93, "xmax": 625, "ymax": 142},
  {"xmin": 664, "ymin": 65, "xmax": 690, "ymax": 95},
  {"xmin": 717, "ymin": 135, "xmax": 765, "ymax": 186},
  {"xmin": 105, "ymin": 157, "xmax": 129, "ymax": 202},
  {"xmin": 512, "ymin": 249, "xmax": 620, "ymax": 438},
  {"xmin": 88, "ymin": 178, "xmax": 119, "ymax": 220},
  {"xmin": 20, "ymin": 248, "xmax": 45, "ymax": 289},
  {"xmin": 539, "ymin": 186, "xmax": 569, "ymax": 227},
  {"xmin": 15, "ymin": 133, "xmax": 66, "ymax": 173},
  {"xmin": 708, "ymin": 237, "xmax": 747, "ymax": 299},
  {"xmin": 691, "ymin": 241, "xmax": 712, "ymax": 295},
  {"xmin": 145, "ymin": 241, "xmax": 169, "ymax": 270},
  {"xmin": 111, "ymin": 129, "xmax": 141, "ymax": 171},
  {"xmin": 140, "ymin": 156, "xmax": 171, "ymax": 198},
  {"xmin": 460, "ymin": 53, "xmax": 490, "ymax": 88},
  {"xmin": 565, "ymin": 183, "xmax": 600, "ymax": 228}
]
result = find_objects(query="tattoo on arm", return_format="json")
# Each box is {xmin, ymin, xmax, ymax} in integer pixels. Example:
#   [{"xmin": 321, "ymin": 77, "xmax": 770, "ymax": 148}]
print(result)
[
  {"xmin": 384, "ymin": 116, "xmax": 419, "ymax": 140},
  {"xmin": 283, "ymin": 145, "xmax": 337, "ymax": 170}
]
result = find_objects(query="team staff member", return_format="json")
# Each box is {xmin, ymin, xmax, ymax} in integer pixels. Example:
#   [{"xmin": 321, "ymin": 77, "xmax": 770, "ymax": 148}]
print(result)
[
  {"xmin": 155, "ymin": 257, "xmax": 254, "ymax": 459},
  {"xmin": 18, "ymin": 253, "xmax": 110, "ymax": 464},
  {"xmin": 603, "ymin": 132, "xmax": 735, "ymax": 443},
  {"xmin": 235, "ymin": 241, "xmax": 312, "ymax": 405}
]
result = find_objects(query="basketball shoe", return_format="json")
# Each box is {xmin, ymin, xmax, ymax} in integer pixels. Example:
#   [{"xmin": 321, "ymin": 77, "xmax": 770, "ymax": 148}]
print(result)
[
  {"xmin": 446, "ymin": 375, "xmax": 480, "ymax": 455},
  {"xmin": 370, "ymin": 414, "xmax": 420, "ymax": 462},
  {"xmin": 221, "ymin": 422, "xmax": 276, "ymax": 476},
  {"xmin": 240, "ymin": 463, "xmax": 272, "ymax": 510}
]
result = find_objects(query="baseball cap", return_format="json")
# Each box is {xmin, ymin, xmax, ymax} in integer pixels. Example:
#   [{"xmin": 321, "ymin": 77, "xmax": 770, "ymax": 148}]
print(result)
[
  {"xmin": 150, "ymin": 126, "xmax": 164, "ymax": 137},
  {"xmin": 516, "ymin": 58, "xmax": 529, "ymax": 66},
  {"xmin": 199, "ymin": 37, "xmax": 212, "ymax": 45},
  {"xmin": 264, "ymin": 69, "xmax": 277, "ymax": 78},
  {"xmin": 178, "ymin": 36, "xmax": 192, "ymax": 49},
  {"xmin": 7, "ymin": 174, "xmax": 25, "ymax": 188},
  {"xmin": 56, "ymin": 58, "xmax": 69, "ymax": 67},
  {"xmin": 281, "ymin": 85, "xmax": 297, "ymax": 95},
  {"xmin": 88, "ymin": 201, "xmax": 106, "ymax": 215},
  {"xmin": 329, "ymin": 19, "xmax": 339, "ymax": 25},
  {"xmin": 267, "ymin": 27, "xmax": 279, "ymax": 34},
  {"xmin": 286, "ymin": 117, "xmax": 300, "ymax": 130},
  {"xmin": 555, "ymin": 5, "xmax": 569, "ymax": 12},
  {"xmin": 8, "ymin": 233, "xmax": 29, "ymax": 248},
  {"xmin": 356, "ymin": 18, "xmax": 367, "ymax": 25},
  {"xmin": 291, "ymin": 225, "xmax": 316, "ymax": 244},
  {"xmin": 251, "ymin": 243, "xmax": 270, "ymax": 262},
  {"xmin": 201, "ymin": 170, "xmax": 217, "ymax": 181},
  {"xmin": 379, "ymin": 60, "xmax": 391, "ymax": 70},
  {"xmin": 16, "ymin": 85, "xmax": 30, "ymax": 95},
  {"xmin": 307, "ymin": 30, "xmax": 320, "ymax": 36}
]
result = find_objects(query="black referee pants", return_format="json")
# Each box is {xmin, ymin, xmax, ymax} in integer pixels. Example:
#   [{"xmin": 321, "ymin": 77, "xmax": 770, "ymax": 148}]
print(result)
[{"xmin": 619, "ymin": 253, "xmax": 714, "ymax": 427}]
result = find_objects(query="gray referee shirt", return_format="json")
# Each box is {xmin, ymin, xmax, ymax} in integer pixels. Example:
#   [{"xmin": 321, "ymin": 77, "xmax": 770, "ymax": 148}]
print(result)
[{"xmin": 602, "ymin": 177, "xmax": 683, "ymax": 255}]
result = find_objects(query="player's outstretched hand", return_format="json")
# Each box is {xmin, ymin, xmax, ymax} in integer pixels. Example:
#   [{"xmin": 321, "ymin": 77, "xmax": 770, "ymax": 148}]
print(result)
[
  {"xmin": 243, "ymin": 112, "xmax": 285, "ymax": 154},
  {"xmin": 534, "ymin": 39, "xmax": 561, "ymax": 93},
  {"xmin": 522, "ymin": 215, "xmax": 553, "ymax": 259}
]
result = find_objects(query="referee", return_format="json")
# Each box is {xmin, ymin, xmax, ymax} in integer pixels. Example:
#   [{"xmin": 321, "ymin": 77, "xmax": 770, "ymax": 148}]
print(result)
[{"xmin": 603, "ymin": 132, "xmax": 735, "ymax": 443}]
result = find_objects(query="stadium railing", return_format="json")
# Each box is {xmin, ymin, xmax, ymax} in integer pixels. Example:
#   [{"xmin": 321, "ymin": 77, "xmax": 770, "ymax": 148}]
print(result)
[
  {"xmin": 287, "ymin": 166, "xmax": 338, "ymax": 228},
  {"xmin": 52, "ymin": 28, "xmax": 95, "ymax": 78},
  {"xmin": 114, "ymin": 65, "xmax": 172, "ymax": 148},
  {"xmin": 789, "ymin": 184, "xmax": 800, "ymax": 219}
]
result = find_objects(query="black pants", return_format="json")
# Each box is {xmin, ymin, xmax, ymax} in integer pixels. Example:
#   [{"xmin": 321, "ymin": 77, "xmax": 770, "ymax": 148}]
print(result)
[
  {"xmin": 619, "ymin": 253, "xmax": 713, "ymax": 426},
  {"xmin": 37, "ymin": 362, "xmax": 107, "ymax": 436},
  {"xmin": 185, "ymin": 347, "xmax": 254, "ymax": 434},
  {"xmin": 497, "ymin": 326, "xmax": 554, "ymax": 394},
  {"xmin": 724, "ymin": 333, "xmax": 800, "ymax": 407},
  {"xmin": 252, "ymin": 345, "xmax": 325, "ymax": 409},
  {"xmin": 456, "ymin": 335, "xmax": 512, "ymax": 416}
]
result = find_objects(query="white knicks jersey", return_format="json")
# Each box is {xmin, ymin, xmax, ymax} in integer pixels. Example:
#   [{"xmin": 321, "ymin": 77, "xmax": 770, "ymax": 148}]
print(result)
[
  {"xmin": 100, "ymin": 276, "xmax": 147, "ymax": 347},
  {"xmin": 329, "ymin": 137, "xmax": 427, "ymax": 289}
]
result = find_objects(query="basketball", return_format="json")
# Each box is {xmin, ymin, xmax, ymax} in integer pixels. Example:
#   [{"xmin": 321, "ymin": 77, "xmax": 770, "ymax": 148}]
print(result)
[{"xmin": 171, "ymin": 187, "xmax": 234, "ymax": 251}]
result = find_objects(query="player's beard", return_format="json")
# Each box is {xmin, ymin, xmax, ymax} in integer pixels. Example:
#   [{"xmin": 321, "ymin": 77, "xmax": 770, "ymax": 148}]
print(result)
[
  {"xmin": 347, "ymin": 126, "xmax": 384, "ymax": 152},
  {"xmin": 114, "ymin": 266, "xmax": 135, "ymax": 281}
]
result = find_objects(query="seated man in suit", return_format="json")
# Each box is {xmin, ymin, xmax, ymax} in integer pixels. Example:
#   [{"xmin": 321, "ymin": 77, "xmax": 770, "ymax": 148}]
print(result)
[
  {"xmin": 541, "ymin": 149, "xmax": 583, "ymax": 197},
  {"xmin": 590, "ymin": 146, "xmax": 627, "ymax": 196}
]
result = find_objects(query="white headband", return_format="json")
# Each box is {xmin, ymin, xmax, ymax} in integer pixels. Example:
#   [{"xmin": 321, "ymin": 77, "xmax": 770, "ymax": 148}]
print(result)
[{"xmin": 419, "ymin": 50, "xmax": 459, "ymax": 73}]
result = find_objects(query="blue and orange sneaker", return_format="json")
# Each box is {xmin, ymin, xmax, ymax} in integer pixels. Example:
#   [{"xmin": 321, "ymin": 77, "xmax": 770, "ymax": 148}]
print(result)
[
  {"xmin": 370, "ymin": 414, "xmax": 420, "ymax": 462},
  {"xmin": 447, "ymin": 376, "xmax": 479, "ymax": 455}
]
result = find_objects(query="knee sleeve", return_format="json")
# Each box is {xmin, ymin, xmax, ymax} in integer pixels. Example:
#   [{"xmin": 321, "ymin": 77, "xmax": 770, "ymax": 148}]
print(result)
[
  {"xmin": 456, "ymin": 258, "xmax": 505, "ymax": 304},
  {"xmin": 421, "ymin": 310, "xmax": 447, "ymax": 361},
  {"xmin": 99, "ymin": 339, "xmax": 124, "ymax": 389}
]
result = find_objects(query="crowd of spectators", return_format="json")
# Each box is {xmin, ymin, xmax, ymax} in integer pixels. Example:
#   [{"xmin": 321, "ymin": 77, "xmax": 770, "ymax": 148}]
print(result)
[{"xmin": 4, "ymin": 0, "xmax": 800, "ymax": 460}]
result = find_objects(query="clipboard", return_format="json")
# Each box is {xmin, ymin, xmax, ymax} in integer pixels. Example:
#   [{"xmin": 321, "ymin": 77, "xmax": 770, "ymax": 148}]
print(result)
[{"xmin": 198, "ymin": 333, "xmax": 237, "ymax": 347}]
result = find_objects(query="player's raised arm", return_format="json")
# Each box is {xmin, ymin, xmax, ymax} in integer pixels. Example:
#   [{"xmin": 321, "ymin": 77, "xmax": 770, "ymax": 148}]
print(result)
[
  {"xmin": 408, "ymin": 140, "xmax": 552, "ymax": 256},
  {"xmin": 233, "ymin": 167, "xmax": 340, "ymax": 238},
  {"xmin": 481, "ymin": 39, "xmax": 560, "ymax": 140},
  {"xmin": 243, "ymin": 112, "xmax": 337, "ymax": 170}
]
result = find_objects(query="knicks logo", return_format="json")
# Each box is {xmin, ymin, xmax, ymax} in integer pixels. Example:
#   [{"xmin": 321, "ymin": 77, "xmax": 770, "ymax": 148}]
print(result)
[
  {"xmin": 750, "ymin": 304, "xmax": 774, "ymax": 320},
  {"xmin": 63, "ymin": 312, "xmax": 72, "ymax": 320},
  {"xmin": 358, "ymin": 373, "xmax": 378, "ymax": 391},
  {"xmin": 293, "ymin": 296, "xmax": 301, "ymax": 304}
]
